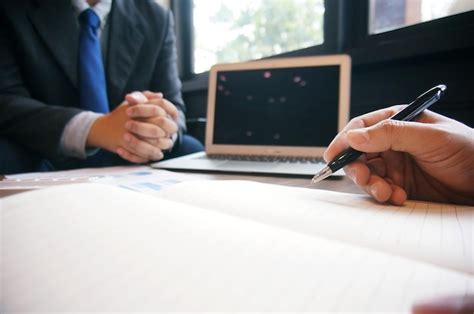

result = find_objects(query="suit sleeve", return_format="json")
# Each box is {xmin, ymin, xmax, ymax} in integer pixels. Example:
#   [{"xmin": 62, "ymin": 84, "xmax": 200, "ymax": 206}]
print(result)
[
  {"xmin": 149, "ymin": 10, "xmax": 187, "ymax": 140},
  {"xmin": 0, "ymin": 10, "xmax": 82, "ymax": 159}
]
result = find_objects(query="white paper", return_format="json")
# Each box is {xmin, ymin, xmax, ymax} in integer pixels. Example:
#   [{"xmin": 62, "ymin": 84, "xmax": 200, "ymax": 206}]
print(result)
[
  {"xmin": 159, "ymin": 180, "xmax": 474, "ymax": 274},
  {"xmin": 0, "ymin": 166, "xmax": 190, "ymax": 195},
  {"xmin": 1, "ymin": 183, "xmax": 472, "ymax": 312}
]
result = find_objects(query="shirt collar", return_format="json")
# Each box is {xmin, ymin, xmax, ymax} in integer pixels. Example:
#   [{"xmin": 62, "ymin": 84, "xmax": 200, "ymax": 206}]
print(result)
[{"xmin": 71, "ymin": 0, "xmax": 113, "ymax": 28}]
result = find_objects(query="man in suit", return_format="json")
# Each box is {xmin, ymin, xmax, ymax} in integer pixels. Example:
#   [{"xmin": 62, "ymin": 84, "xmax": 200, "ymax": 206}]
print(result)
[{"xmin": 0, "ymin": 0, "xmax": 203, "ymax": 174}]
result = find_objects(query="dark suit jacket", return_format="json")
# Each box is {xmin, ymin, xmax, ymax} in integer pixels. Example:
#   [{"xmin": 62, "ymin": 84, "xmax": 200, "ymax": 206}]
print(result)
[{"xmin": 0, "ymin": 0, "xmax": 185, "ymax": 160}]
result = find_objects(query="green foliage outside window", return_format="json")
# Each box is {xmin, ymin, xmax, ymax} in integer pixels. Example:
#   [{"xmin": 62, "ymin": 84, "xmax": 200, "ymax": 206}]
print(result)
[{"xmin": 194, "ymin": 0, "xmax": 324, "ymax": 73}]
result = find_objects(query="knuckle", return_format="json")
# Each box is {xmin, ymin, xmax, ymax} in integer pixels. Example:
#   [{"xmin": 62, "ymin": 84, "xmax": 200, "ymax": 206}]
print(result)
[
  {"xmin": 158, "ymin": 107, "xmax": 167, "ymax": 116},
  {"xmin": 380, "ymin": 119, "xmax": 400, "ymax": 135},
  {"xmin": 172, "ymin": 125, "xmax": 178, "ymax": 133},
  {"xmin": 134, "ymin": 107, "xmax": 143, "ymax": 116},
  {"xmin": 130, "ymin": 139, "xmax": 144, "ymax": 153},
  {"xmin": 151, "ymin": 99, "xmax": 164, "ymax": 107},
  {"xmin": 127, "ymin": 121, "xmax": 136, "ymax": 132},
  {"xmin": 137, "ymin": 144, "xmax": 150, "ymax": 156},
  {"xmin": 131, "ymin": 158, "xmax": 140, "ymax": 164},
  {"xmin": 389, "ymin": 104, "xmax": 405, "ymax": 113},
  {"xmin": 169, "ymin": 121, "xmax": 178, "ymax": 133},
  {"xmin": 147, "ymin": 117, "xmax": 158, "ymax": 126},
  {"xmin": 120, "ymin": 150, "xmax": 129, "ymax": 159},
  {"xmin": 152, "ymin": 107, "xmax": 161, "ymax": 116},
  {"xmin": 158, "ymin": 128, "xmax": 166, "ymax": 137},
  {"xmin": 431, "ymin": 125, "xmax": 452, "ymax": 144},
  {"xmin": 348, "ymin": 117, "xmax": 358, "ymax": 125},
  {"xmin": 151, "ymin": 127, "xmax": 161, "ymax": 138},
  {"xmin": 152, "ymin": 148, "xmax": 163, "ymax": 160},
  {"xmin": 148, "ymin": 138, "xmax": 159, "ymax": 146},
  {"xmin": 156, "ymin": 116, "xmax": 166, "ymax": 127},
  {"xmin": 123, "ymin": 151, "xmax": 138, "ymax": 163},
  {"xmin": 378, "ymin": 120, "xmax": 405, "ymax": 148},
  {"xmin": 160, "ymin": 139, "xmax": 173, "ymax": 150},
  {"xmin": 343, "ymin": 165, "xmax": 356, "ymax": 179},
  {"xmin": 348, "ymin": 117, "xmax": 364, "ymax": 129},
  {"xmin": 128, "ymin": 136, "xmax": 138, "ymax": 148}
]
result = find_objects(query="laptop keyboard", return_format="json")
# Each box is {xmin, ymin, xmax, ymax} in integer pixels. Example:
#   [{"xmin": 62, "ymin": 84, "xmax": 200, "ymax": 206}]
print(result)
[{"xmin": 206, "ymin": 154, "xmax": 324, "ymax": 164}]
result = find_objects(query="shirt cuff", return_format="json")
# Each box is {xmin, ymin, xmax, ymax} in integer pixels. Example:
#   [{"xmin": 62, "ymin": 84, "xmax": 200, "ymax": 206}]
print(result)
[{"xmin": 60, "ymin": 111, "xmax": 104, "ymax": 159}]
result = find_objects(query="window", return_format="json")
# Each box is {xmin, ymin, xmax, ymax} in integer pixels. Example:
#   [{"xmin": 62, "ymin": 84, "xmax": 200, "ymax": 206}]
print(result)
[
  {"xmin": 369, "ymin": 0, "xmax": 474, "ymax": 34},
  {"xmin": 172, "ymin": 0, "xmax": 474, "ymax": 80},
  {"xmin": 193, "ymin": 0, "xmax": 325, "ymax": 73}
]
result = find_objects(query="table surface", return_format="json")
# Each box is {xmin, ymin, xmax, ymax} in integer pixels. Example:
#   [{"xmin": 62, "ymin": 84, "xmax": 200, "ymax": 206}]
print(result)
[
  {"xmin": 0, "ymin": 170, "xmax": 364, "ymax": 198},
  {"xmin": 166, "ymin": 171, "xmax": 363, "ymax": 194}
]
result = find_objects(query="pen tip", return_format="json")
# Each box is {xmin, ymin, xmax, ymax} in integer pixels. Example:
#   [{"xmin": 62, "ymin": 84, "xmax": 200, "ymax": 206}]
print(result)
[{"xmin": 311, "ymin": 166, "xmax": 333, "ymax": 184}]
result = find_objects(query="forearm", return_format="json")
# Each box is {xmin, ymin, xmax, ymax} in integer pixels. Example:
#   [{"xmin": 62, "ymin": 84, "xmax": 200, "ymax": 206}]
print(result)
[{"xmin": 0, "ymin": 94, "xmax": 82, "ymax": 159}]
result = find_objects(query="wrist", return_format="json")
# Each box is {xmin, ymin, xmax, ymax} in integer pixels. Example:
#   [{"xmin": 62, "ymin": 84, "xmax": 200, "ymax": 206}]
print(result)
[{"xmin": 86, "ymin": 115, "xmax": 108, "ymax": 149}]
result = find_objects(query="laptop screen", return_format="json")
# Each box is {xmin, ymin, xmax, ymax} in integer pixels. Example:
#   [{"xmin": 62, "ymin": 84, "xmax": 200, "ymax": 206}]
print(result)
[{"xmin": 212, "ymin": 65, "xmax": 340, "ymax": 147}]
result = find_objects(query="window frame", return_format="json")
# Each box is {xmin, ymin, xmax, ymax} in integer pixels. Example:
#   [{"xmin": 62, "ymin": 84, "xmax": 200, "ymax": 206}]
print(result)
[
  {"xmin": 346, "ymin": 0, "xmax": 474, "ymax": 65},
  {"xmin": 171, "ymin": 0, "xmax": 474, "ymax": 88}
]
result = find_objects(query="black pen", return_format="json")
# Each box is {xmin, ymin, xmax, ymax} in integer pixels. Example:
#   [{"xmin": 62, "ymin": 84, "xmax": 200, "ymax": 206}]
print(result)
[{"xmin": 311, "ymin": 84, "xmax": 447, "ymax": 183}]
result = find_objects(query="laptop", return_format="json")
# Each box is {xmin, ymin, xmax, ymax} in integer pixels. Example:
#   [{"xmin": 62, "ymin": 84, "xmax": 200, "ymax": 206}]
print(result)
[{"xmin": 152, "ymin": 55, "xmax": 351, "ymax": 176}]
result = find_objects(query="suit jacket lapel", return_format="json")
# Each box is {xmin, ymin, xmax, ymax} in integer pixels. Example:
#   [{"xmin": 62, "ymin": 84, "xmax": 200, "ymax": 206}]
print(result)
[
  {"xmin": 28, "ymin": 0, "xmax": 79, "ymax": 88},
  {"xmin": 106, "ymin": 0, "xmax": 145, "ymax": 106}
]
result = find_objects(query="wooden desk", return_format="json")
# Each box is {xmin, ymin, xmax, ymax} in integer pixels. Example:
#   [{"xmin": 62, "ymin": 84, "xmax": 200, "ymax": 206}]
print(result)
[{"xmin": 0, "ymin": 170, "xmax": 363, "ymax": 198}]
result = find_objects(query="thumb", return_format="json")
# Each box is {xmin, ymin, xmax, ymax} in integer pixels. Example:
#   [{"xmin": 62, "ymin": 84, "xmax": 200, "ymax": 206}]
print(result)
[
  {"xmin": 125, "ymin": 92, "xmax": 148, "ymax": 105},
  {"xmin": 143, "ymin": 91, "xmax": 163, "ymax": 100},
  {"xmin": 346, "ymin": 119, "xmax": 441, "ymax": 155}
]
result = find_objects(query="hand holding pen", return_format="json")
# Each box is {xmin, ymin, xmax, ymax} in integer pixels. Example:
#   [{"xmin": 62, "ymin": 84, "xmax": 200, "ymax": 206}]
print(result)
[{"xmin": 313, "ymin": 85, "xmax": 474, "ymax": 205}]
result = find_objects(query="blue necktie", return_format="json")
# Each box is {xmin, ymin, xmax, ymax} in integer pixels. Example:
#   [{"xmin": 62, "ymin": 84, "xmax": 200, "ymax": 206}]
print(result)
[{"xmin": 78, "ymin": 9, "xmax": 109, "ymax": 113}]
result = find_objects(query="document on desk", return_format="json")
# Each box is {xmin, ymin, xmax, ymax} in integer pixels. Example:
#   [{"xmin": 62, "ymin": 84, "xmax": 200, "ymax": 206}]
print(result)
[
  {"xmin": 1, "ymin": 180, "xmax": 472, "ymax": 312},
  {"xmin": 0, "ymin": 166, "xmax": 191, "ymax": 194}
]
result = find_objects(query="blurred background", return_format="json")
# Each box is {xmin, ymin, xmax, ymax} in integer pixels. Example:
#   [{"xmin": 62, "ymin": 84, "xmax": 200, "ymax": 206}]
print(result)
[{"xmin": 161, "ymin": 0, "xmax": 473, "ymax": 143}]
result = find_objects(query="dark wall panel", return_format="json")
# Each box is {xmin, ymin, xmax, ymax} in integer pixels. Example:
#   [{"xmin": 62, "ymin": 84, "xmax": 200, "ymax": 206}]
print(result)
[{"xmin": 350, "ymin": 47, "xmax": 474, "ymax": 126}]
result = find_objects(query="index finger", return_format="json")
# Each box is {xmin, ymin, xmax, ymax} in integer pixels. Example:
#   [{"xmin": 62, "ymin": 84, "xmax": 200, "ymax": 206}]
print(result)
[
  {"xmin": 159, "ymin": 99, "xmax": 179, "ymax": 121},
  {"xmin": 348, "ymin": 105, "xmax": 404, "ymax": 130},
  {"xmin": 127, "ymin": 104, "xmax": 166, "ymax": 118},
  {"xmin": 344, "ymin": 104, "xmax": 442, "ymax": 132},
  {"xmin": 324, "ymin": 106, "xmax": 402, "ymax": 162},
  {"xmin": 323, "ymin": 105, "xmax": 443, "ymax": 162}
]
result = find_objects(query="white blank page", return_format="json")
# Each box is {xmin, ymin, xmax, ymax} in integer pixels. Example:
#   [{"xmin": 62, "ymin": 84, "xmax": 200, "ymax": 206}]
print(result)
[
  {"xmin": 160, "ymin": 180, "xmax": 474, "ymax": 274},
  {"xmin": 1, "ymin": 184, "xmax": 472, "ymax": 312}
]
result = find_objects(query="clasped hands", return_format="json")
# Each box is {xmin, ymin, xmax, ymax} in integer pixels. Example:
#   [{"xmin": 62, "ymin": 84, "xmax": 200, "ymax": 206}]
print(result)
[{"xmin": 87, "ymin": 91, "xmax": 179, "ymax": 163}]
